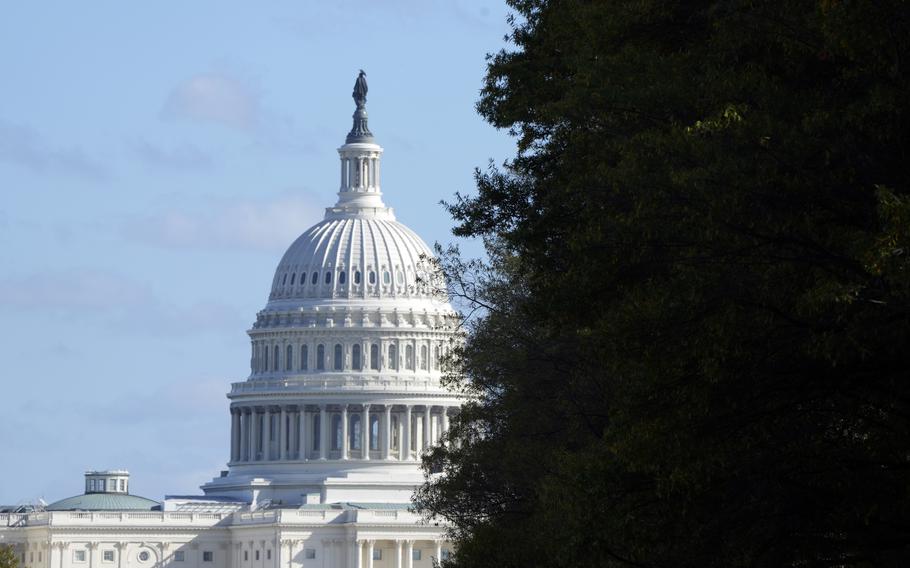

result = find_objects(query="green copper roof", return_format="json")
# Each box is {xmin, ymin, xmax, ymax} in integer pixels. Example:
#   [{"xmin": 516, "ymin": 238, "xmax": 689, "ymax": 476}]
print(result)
[{"xmin": 47, "ymin": 493, "xmax": 159, "ymax": 511}]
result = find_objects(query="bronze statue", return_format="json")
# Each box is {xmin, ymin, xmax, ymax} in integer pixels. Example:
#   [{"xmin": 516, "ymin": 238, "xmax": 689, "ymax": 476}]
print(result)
[{"xmin": 353, "ymin": 70, "xmax": 368, "ymax": 109}]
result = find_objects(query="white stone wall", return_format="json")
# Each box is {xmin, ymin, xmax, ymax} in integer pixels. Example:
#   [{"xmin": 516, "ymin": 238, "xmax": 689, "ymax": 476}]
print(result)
[{"xmin": 1, "ymin": 510, "xmax": 451, "ymax": 568}]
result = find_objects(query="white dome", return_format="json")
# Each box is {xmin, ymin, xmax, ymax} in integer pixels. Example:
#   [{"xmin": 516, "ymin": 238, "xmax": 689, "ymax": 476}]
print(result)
[{"xmin": 268, "ymin": 214, "xmax": 439, "ymax": 304}]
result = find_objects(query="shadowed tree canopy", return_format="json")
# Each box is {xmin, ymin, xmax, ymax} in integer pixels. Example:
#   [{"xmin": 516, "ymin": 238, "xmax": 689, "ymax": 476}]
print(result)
[
  {"xmin": 0, "ymin": 545, "xmax": 18, "ymax": 568},
  {"xmin": 415, "ymin": 1, "xmax": 910, "ymax": 567}
]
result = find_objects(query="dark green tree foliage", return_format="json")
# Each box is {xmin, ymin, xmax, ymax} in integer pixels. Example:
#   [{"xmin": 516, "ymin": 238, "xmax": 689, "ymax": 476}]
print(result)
[
  {"xmin": 415, "ymin": 1, "xmax": 910, "ymax": 566},
  {"xmin": 0, "ymin": 545, "xmax": 18, "ymax": 568}
]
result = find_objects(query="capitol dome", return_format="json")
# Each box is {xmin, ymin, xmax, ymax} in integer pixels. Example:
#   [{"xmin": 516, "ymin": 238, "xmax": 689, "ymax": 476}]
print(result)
[
  {"xmin": 267, "ymin": 212, "xmax": 440, "ymax": 304},
  {"xmin": 201, "ymin": 71, "xmax": 463, "ymax": 508}
]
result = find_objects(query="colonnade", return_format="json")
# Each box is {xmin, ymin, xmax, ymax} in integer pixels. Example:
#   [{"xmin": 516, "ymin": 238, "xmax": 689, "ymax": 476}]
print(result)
[{"xmin": 230, "ymin": 404, "xmax": 453, "ymax": 464}]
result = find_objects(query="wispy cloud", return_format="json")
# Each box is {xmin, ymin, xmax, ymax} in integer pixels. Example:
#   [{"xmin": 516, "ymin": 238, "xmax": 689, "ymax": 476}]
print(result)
[
  {"xmin": 161, "ymin": 73, "xmax": 260, "ymax": 130},
  {"xmin": 131, "ymin": 139, "xmax": 214, "ymax": 171},
  {"xmin": 124, "ymin": 193, "xmax": 322, "ymax": 251},
  {"xmin": 0, "ymin": 267, "xmax": 244, "ymax": 335},
  {"xmin": 0, "ymin": 119, "xmax": 109, "ymax": 181}
]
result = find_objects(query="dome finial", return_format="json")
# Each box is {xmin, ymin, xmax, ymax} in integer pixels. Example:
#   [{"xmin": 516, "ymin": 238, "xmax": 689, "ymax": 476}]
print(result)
[{"xmin": 347, "ymin": 70, "xmax": 374, "ymax": 143}]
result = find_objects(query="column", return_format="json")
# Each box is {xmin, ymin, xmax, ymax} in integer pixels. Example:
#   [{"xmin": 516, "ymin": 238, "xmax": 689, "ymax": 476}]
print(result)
[
  {"xmin": 435, "ymin": 541, "xmax": 442, "ymax": 564},
  {"xmin": 422, "ymin": 407, "xmax": 431, "ymax": 451},
  {"xmin": 395, "ymin": 540, "xmax": 403, "ymax": 568},
  {"xmin": 402, "ymin": 406, "xmax": 412, "ymax": 461},
  {"xmin": 341, "ymin": 405, "xmax": 349, "ymax": 460},
  {"xmin": 367, "ymin": 541, "xmax": 374, "ymax": 568},
  {"xmin": 319, "ymin": 405, "xmax": 328, "ymax": 460},
  {"xmin": 240, "ymin": 409, "xmax": 249, "ymax": 462},
  {"xmin": 362, "ymin": 404, "xmax": 371, "ymax": 460},
  {"xmin": 263, "ymin": 407, "xmax": 273, "ymax": 460},
  {"xmin": 405, "ymin": 541, "xmax": 414, "ymax": 568},
  {"xmin": 251, "ymin": 408, "xmax": 260, "ymax": 461},
  {"xmin": 353, "ymin": 540, "xmax": 363, "ymax": 568},
  {"xmin": 384, "ymin": 405, "xmax": 392, "ymax": 460},
  {"xmin": 231, "ymin": 409, "xmax": 240, "ymax": 462},
  {"xmin": 298, "ymin": 405, "xmax": 307, "ymax": 460},
  {"xmin": 279, "ymin": 406, "xmax": 288, "ymax": 460}
]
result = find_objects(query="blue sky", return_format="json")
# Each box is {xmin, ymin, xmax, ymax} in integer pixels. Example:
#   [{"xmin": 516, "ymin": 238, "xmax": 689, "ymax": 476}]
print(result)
[{"xmin": 0, "ymin": 1, "xmax": 516, "ymax": 505}]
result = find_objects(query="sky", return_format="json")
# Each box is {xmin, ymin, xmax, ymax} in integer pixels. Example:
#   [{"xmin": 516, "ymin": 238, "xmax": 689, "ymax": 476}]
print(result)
[{"xmin": 0, "ymin": 1, "xmax": 517, "ymax": 505}]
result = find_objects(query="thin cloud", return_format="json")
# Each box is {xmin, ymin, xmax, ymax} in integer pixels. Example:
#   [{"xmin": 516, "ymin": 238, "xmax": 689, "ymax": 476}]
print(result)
[
  {"xmin": 125, "ymin": 194, "xmax": 322, "ymax": 251},
  {"xmin": 161, "ymin": 73, "xmax": 260, "ymax": 130},
  {"xmin": 131, "ymin": 139, "xmax": 214, "ymax": 171},
  {"xmin": 0, "ymin": 268, "xmax": 243, "ymax": 336},
  {"xmin": 0, "ymin": 119, "xmax": 109, "ymax": 181}
]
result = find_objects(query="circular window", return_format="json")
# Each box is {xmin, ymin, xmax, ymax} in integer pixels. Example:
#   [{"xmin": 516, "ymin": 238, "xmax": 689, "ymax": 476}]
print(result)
[{"xmin": 138, "ymin": 551, "xmax": 150, "ymax": 562}]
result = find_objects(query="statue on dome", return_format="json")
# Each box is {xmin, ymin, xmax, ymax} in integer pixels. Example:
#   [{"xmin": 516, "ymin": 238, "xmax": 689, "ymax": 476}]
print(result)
[{"xmin": 353, "ymin": 70, "xmax": 368, "ymax": 109}]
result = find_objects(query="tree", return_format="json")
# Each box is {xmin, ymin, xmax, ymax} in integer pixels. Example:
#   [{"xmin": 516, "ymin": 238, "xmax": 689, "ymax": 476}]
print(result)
[
  {"xmin": 0, "ymin": 545, "xmax": 18, "ymax": 568},
  {"xmin": 415, "ymin": 1, "xmax": 910, "ymax": 566}
]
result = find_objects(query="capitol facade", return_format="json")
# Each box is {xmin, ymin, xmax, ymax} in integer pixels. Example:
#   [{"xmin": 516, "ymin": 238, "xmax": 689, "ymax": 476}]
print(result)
[{"xmin": 0, "ymin": 73, "xmax": 461, "ymax": 568}]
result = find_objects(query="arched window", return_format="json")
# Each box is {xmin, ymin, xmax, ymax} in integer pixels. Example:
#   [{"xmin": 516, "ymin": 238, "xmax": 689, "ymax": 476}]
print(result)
[
  {"xmin": 324, "ymin": 271, "xmax": 332, "ymax": 284},
  {"xmin": 282, "ymin": 273, "xmax": 287, "ymax": 285},
  {"xmin": 301, "ymin": 272, "xmax": 307, "ymax": 286},
  {"xmin": 290, "ymin": 273, "xmax": 296, "ymax": 286},
  {"xmin": 391, "ymin": 415, "xmax": 400, "ymax": 450},
  {"xmin": 354, "ymin": 271, "xmax": 361, "ymax": 285},
  {"xmin": 369, "ymin": 271, "xmax": 376, "ymax": 285},
  {"xmin": 389, "ymin": 344, "xmax": 398, "ymax": 371},
  {"xmin": 334, "ymin": 344, "xmax": 343, "ymax": 370},
  {"xmin": 339, "ymin": 271, "xmax": 346, "ymax": 285},
  {"xmin": 316, "ymin": 344, "xmax": 325, "ymax": 371},
  {"xmin": 370, "ymin": 344, "xmax": 379, "ymax": 370},
  {"xmin": 433, "ymin": 345, "xmax": 440, "ymax": 371},
  {"xmin": 406, "ymin": 345, "xmax": 414, "ymax": 370},
  {"xmin": 331, "ymin": 415, "xmax": 342, "ymax": 450},
  {"xmin": 273, "ymin": 345, "xmax": 280, "ymax": 371},
  {"xmin": 396, "ymin": 270, "xmax": 403, "ymax": 284},
  {"xmin": 420, "ymin": 345, "xmax": 428, "ymax": 370},
  {"xmin": 286, "ymin": 345, "xmax": 293, "ymax": 371},
  {"xmin": 312, "ymin": 412, "xmax": 321, "ymax": 451},
  {"xmin": 352, "ymin": 344, "xmax": 362, "ymax": 371},
  {"xmin": 383, "ymin": 271, "xmax": 391, "ymax": 285},
  {"xmin": 300, "ymin": 345, "xmax": 309, "ymax": 371},
  {"xmin": 264, "ymin": 346, "xmax": 269, "ymax": 371},
  {"xmin": 311, "ymin": 272, "xmax": 318, "ymax": 285},
  {"xmin": 370, "ymin": 414, "xmax": 380, "ymax": 450},
  {"xmin": 350, "ymin": 414, "xmax": 362, "ymax": 450}
]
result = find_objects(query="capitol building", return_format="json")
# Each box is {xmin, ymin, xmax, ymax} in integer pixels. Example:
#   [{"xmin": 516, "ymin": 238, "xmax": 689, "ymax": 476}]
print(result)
[{"xmin": 0, "ymin": 73, "xmax": 462, "ymax": 568}]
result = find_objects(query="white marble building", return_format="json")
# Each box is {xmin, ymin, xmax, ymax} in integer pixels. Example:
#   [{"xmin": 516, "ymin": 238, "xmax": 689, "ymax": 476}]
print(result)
[{"xmin": 0, "ymin": 73, "xmax": 460, "ymax": 568}]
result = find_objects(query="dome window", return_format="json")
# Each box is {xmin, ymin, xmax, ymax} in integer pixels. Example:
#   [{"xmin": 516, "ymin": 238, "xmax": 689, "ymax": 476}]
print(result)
[
  {"xmin": 264, "ymin": 347, "xmax": 269, "ymax": 371},
  {"xmin": 331, "ymin": 415, "xmax": 342, "ymax": 450},
  {"xmin": 286, "ymin": 345, "xmax": 293, "ymax": 371},
  {"xmin": 300, "ymin": 345, "xmax": 308, "ymax": 371},
  {"xmin": 396, "ymin": 270, "xmax": 403, "ymax": 284},
  {"xmin": 370, "ymin": 344, "xmax": 380, "ymax": 370},
  {"xmin": 369, "ymin": 271, "xmax": 376, "ymax": 285},
  {"xmin": 352, "ymin": 344, "xmax": 362, "ymax": 370},
  {"xmin": 406, "ymin": 345, "xmax": 414, "ymax": 370},
  {"xmin": 389, "ymin": 344, "xmax": 398, "ymax": 370},
  {"xmin": 339, "ymin": 271, "xmax": 347, "ymax": 285},
  {"xmin": 421, "ymin": 345, "xmax": 428, "ymax": 370},
  {"xmin": 316, "ymin": 345, "xmax": 325, "ymax": 370},
  {"xmin": 370, "ymin": 414, "xmax": 380, "ymax": 450},
  {"xmin": 290, "ymin": 273, "xmax": 296, "ymax": 286},
  {"xmin": 354, "ymin": 271, "xmax": 362, "ymax": 285},
  {"xmin": 273, "ymin": 345, "xmax": 280, "ymax": 371},
  {"xmin": 350, "ymin": 414, "xmax": 362, "ymax": 450},
  {"xmin": 282, "ymin": 273, "xmax": 288, "ymax": 285},
  {"xmin": 333, "ymin": 344, "xmax": 343, "ymax": 370},
  {"xmin": 383, "ymin": 271, "xmax": 391, "ymax": 285},
  {"xmin": 300, "ymin": 272, "xmax": 306, "ymax": 286},
  {"xmin": 311, "ymin": 272, "xmax": 318, "ymax": 285},
  {"xmin": 325, "ymin": 271, "xmax": 332, "ymax": 284}
]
